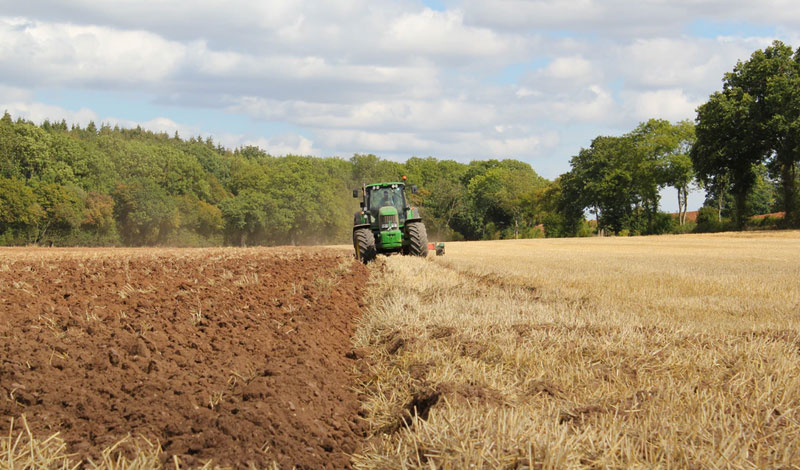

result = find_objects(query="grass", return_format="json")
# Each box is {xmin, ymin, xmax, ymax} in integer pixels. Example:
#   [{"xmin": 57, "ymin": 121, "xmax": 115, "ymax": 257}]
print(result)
[{"xmin": 352, "ymin": 231, "xmax": 800, "ymax": 469}]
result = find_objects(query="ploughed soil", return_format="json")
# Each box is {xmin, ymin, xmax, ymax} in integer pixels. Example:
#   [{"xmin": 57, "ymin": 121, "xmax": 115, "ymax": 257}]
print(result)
[{"xmin": 0, "ymin": 247, "xmax": 368, "ymax": 469}]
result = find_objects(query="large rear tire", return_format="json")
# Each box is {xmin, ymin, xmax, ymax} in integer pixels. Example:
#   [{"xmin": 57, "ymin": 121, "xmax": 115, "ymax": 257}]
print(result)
[
  {"xmin": 354, "ymin": 228, "xmax": 377, "ymax": 264},
  {"xmin": 406, "ymin": 222, "xmax": 429, "ymax": 257}
]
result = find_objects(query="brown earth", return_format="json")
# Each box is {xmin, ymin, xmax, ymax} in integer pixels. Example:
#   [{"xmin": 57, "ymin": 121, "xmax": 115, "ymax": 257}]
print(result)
[{"xmin": 0, "ymin": 247, "xmax": 368, "ymax": 469}]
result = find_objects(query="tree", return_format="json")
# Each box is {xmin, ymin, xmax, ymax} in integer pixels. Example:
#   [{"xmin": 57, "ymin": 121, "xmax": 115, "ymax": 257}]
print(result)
[
  {"xmin": 564, "ymin": 135, "xmax": 645, "ymax": 234},
  {"xmin": 0, "ymin": 177, "xmax": 43, "ymax": 242},
  {"xmin": 419, "ymin": 177, "xmax": 466, "ymax": 239},
  {"xmin": 0, "ymin": 112, "xmax": 17, "ymax": 178},
  {"xmin": 113, "ymin": 179, "xmax": 179, "ymax": 245},
  {"xmin": 703, "ymin": 163, "xmax": 778, "ymax": 219},
  {"xmin": 763, "ymin": 45, "xmax": 800, "ymax": 226},
  {"xmin": 0, "ymin": 111, "xmax": 585, "ymax": 244},
  {"xmin": 630, "ymin": 119, "xmax": 696, "ymax": 225},
  {"xmin": 350, "ymin": 154, "xmax": 403, "ymax": 184},
  {"xmin": 532, "ymin": 177, "xmax": 586, "ymax": 237},
  {"xmin": 700, "ymin": 40, "xmax": 800, "ymax": 226},
  {"xmin": 82, "ymin": 192, "xmax": 116, "ymax": 236},
  {"xmin": 692, "ymin": 89, "xmax": 766, "ymax": 227},
  {"xmin": 175, "ymin": 195, "xmax": 224, "ymax": 242},
  {"xmin": 401, "ymin": 158, "xmax": 469, "ymax": 240},
  {"xmin": 464, "ymin": 161, "xmax": 546, "ymax": 239},
  {"xmin": 32, "ymin": 183, "xmax": 85, "ymax": 243},
  {"xmin": 265, "ymin": 156, "xmax": 352, "ymax": 245},
  {"xmin": 155, "ymin": 146, "xmax": 211, "ymax": 200},
  {"xmin": 9, "ymin": 121, "xmax": 53, "ymax": 181},
  {"xmin": 219, "ymin": 189, "xmax": 274, "ymax": 246}
]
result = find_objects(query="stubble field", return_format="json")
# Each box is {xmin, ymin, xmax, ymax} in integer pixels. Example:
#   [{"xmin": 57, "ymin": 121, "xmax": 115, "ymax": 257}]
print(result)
[
  {"xmin": 2, "ymin": 231, "xmax": 800, "ymax": 469},
  {"xmin": 353, "ymin": 231, "xmax": 800, "ymax": 469}
]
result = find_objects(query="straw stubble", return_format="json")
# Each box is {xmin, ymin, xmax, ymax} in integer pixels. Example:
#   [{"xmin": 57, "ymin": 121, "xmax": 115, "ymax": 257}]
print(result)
[{"xmin": 352, "ymin": 232, "xmax": 800, "ymax": 469}]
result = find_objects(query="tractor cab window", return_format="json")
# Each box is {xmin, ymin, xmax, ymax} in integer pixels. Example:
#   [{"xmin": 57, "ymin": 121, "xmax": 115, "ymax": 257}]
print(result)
[{"xmin": 367, "ymin": 186, "xmax": 406, "ymax": 218}]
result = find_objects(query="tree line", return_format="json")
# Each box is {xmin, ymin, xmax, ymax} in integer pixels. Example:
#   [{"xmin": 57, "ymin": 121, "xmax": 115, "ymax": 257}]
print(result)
[
  {"xmin": 0, "ymin": 41, "xmax": 797, "ymax": 246},
  {"xmin": 543, "ymin": 40, "xmax": 799, "ymax": 236},
  {"xmin": 0, "ymin": 114, "xmax": 552, "ymax": 246}
]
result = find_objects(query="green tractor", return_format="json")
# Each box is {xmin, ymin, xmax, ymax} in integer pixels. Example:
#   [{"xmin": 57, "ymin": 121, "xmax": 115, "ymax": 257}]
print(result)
[{"xmin": 352, "ymin": 177, "xmax": 428, "ymax": 263}]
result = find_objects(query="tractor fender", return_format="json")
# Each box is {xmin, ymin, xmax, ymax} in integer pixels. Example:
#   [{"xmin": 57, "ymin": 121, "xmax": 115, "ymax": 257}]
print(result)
[
  {"xmin": 353, "ymin": 223, "xmax": 371, "ymax": 233},
  {"xmin": 404, "ymin": 217, "xmax": 423, "ymax": 227}
]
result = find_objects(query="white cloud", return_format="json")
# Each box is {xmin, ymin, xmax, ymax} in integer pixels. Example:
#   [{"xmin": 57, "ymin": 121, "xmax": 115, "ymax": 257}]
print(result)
[
  {"xmin": 618, "ymin": 36, "xmax": 774, "ymax": 92},
  {"xmin": 100, "ymin": 116, "xmax": 200, "ymax": 138},
  {"xmin": 460, "ymin": 0, "xmax": 604, "ymax": 30},
  {"xmin": 0, "ymin": 93, "xmax": 207, "ymax": 141},
  {"xmin": 316, "ymin": 130, "xmax": 430, "ymax": 154},
  {"xmin": 0, "ymin": 14, "xmax": 447, "ymax": 104},
  {"xmin": 0, "ymin": 1, "xmax": 797, "ymax": 180},
  {"xmin": 0, "ymin": 84, "xmax": 33, "ymax": 103},
  {"xmin": 624, "ymin": 89, "xmax": 701, "ymax": 122},
  {"xmin": 515, "ymin": 87, "xmax": 540, "ymax": 98},
  {"xmin": 227, "ymin": 97, "xmax": 498, "ymax": 132},
  {"xmin": 241, "ymin": 134, "xmax": 320, "ymax": 156},
  {"xmin": 515, "ymin": 84, "xmax": 618, "ymax": 124},
  {"xmin": 0, "ymin": 96, "xmax": 99, "ymax": 127},
  {"xmin": 0, "ymin": 18, "xmax": 185, "ymax": 87},
  {"xmin": 315, "ymin": 127, "xmax": 560, "ymax": 161},
  {"xmin": 555, "ymin": 85, "xmax": 616, "ymax": 122},
  {"xmin": 459, "ymin": 0, "xmax": 800, "ymax": 35},
  {"xmin": 542, "ymin": 56, "xmax": 594, "ymax": 81},
  {"xmin": 483, "ymin": 135, "xmax": 551, "ymax": 158},
  {"xmin": 522, "ymin": 54, "xmax": 599, "ymax": 93},
  {"xmin": 382, "ymin": 8, "xmax": 512, "ymax": 59}
]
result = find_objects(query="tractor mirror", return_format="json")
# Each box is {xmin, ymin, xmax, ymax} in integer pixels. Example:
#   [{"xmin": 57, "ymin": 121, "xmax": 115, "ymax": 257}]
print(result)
[
  {"xmin": 411, "ymin": 185, "xmax": 418, "ymax": 194},
  {"xmin": 353, "ymin": 189, "xmax": 359, "ymax": 198}
]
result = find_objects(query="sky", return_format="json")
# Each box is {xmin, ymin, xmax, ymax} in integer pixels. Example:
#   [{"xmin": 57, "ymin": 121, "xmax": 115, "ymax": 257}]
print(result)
[{"xmin": 1, "ymin": 0, "xmax": 798, "ymax": 212}]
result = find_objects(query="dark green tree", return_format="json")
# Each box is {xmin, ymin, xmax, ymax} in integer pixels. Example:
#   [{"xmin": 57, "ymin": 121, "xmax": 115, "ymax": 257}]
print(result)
[
  {"xmin": 0, "ymin": 177, "xmax": 43, "ymax": 242},
  {"xmin": 113, "ymin": 179, "xmax": 179, "ymax": 245},
  {"xmin": 82, "ymin": 191, "xmax": 117, "ymax": 240},
  {"xmin": 695, "ymin": 40, "xmax": 800, "ymax": 226},
  {"xmin": 762, "ymin": 44, "xmax": 800, "ymax": 225},
  {"xmin": 219, "ymin": 189, "xmax": 275, "ymax": 246},
  {"xmin": 564, "ymin": 136, "xmax": 644, "ymax": 234},
  {"xmin": 692, "ymin": 89, "xmax": 766, "ymax": 227},
  {"xmin": 32, "ymin": 183, "xmax": 85, "ymax": 243},
  {"xmin": 630, "ymin": 119, "xmax": 696, "ymax": 225}
]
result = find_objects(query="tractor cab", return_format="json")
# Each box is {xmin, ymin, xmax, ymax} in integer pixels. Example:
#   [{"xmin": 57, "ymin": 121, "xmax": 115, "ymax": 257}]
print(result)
[
  {"xmin": 367, "ymin": 184, "xmax": 407, "ymax": 223},
  {"xmin": 363, "ymin": 183, "xmax": 406, "ymax": 250}
]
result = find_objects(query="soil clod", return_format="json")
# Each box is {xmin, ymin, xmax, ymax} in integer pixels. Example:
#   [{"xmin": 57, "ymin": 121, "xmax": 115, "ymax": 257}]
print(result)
[{"xmin": 0, "ymin": 247, "xmax": 368, "ymax": 469}]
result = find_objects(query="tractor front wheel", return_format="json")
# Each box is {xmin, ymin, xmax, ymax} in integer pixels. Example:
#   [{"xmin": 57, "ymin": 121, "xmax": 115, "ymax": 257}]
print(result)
[
  {"xmin": 405, "ymin": 222, "xmax": 429, "ymax": 257},
  {"xmin": 354, "ymin": 228, "xmax": 377, "ymax": 264}
]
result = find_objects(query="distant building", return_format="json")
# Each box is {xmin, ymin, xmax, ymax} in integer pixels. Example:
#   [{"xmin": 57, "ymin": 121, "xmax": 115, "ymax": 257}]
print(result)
[
  {"xmin": 750, "ymin": 212, "xmax": 785, "ymax": 220},
  {"xmin": 669, "ymin": 210, "xmax": 785, "ymax": 222},
  {"xmin": 669, "ymin": 210, "xmax": 699, "ymax": 223}
]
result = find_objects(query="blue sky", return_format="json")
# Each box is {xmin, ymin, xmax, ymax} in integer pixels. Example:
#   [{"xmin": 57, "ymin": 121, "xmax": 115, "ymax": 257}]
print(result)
[{"xmin": 1, "ymin": 0, "xmax": 798, "ymax": 211}]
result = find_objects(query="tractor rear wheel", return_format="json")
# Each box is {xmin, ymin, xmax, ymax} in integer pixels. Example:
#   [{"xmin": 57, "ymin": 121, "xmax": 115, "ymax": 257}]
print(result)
[
  {"xmin": 405, "ymin": 222, "xmax": 429, "ymax": 257},
  {"xmin": 354, "ymin": 228, "xmax": 377, "ymax": 264}
]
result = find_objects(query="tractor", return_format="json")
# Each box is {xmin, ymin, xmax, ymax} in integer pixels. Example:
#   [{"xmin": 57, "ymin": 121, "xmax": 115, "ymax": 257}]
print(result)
[{"xmin": 352, "ymin": 176, "xmax": 428, "ymax": 263}]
